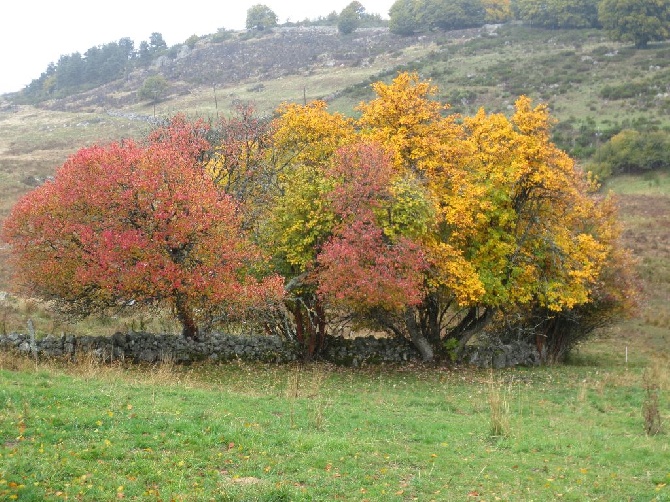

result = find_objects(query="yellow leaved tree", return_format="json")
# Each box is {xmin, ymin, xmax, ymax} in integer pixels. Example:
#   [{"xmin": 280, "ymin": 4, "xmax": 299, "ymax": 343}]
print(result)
[{"xmin": 261, "ymin": 73, "xmax": 635, "ymax": 362}]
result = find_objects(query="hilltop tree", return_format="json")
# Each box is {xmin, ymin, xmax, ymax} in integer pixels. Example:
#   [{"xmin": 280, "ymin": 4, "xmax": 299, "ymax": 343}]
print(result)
[
  {"xmin": 416, "ymin": 0, "xmax": 486, "ymax": 31},
  {"xmin": 185, "ymin": 34, "xmax": 199, "ymax": 49},
  {"xmin": 246, "ymin": 4, "xmax": 279, "ymax": 30},
  {"xmin": 390, "ymin": 0, "xmax": 486, "ymax": 34},
  {"xmin": 22, "ymin": 37, "xmax": 137, "ymax": 101},
  {"xmin": 514, "ymin": 0, "xmax": 599, "ymax": 28},
  {"xmin": 389, "ymin": 0, "xmax": 421, "ymax": 35},
  {"xmin": 338, "ymin": 1, "xmax": 365, "ymax": 34},
  {"xmin": 2, "ymin": 116, "xmax": 284, "ymax": 340},
  {"xmin": 598, "ymin": 0, "xmax": 670, "ymax": 48},
  {"xmin": 149, "ymin": 32, "xmax": 168, "ymax": 52}
]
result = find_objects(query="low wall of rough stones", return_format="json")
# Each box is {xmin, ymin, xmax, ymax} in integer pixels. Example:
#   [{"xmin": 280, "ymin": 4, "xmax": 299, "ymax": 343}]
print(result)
[
  {"xmin": 0, "ymin": 331, "xmax": 421, "ymax": 366},
  {"xmin": 0, "ymin": 331, "xmax": 541, "ymax": 367}
]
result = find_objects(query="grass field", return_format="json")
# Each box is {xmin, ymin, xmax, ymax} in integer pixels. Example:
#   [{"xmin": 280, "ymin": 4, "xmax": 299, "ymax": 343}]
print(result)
[
  {"xmin": 1, "ymin": 342, "xmax": 668, "ymax": 501},
  {"xmin": 2, "ymin": 171, "xmax": 667, "ymax": 501}
]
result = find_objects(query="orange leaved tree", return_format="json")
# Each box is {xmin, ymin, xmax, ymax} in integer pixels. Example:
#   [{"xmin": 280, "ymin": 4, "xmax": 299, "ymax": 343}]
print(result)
[{"xmin": 2, "ymin": 116, "xmax": 284, "ymax": 340}]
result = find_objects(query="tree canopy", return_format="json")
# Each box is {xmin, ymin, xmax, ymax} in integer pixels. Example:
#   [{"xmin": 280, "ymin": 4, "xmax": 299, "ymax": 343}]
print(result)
[
  {"xmin": 2, "ymin": 116, "xmax": 284, "ymax": 340},
  {"xmin": 598, "ymin": 0, "xmax": 670, "ymax": 48},
  {"xmin": 263, "ymin": 73, "xmax": 635, "ymax": 361},
  {"xmin": 389, "ymin": 0, "xmax": 421, "ymax": 35},
  {"xmin": 2, "ymin": 73, "xmax": 635, "ymax": 362},
  {"xmin": 389, "ymin": 0, "xmax": 487, "ymax": 34},
  {"xmin": 246, "ymin": 4, "xmax": 279, "ymax": 30},
  {"xmin": 137, "ymin": 75, "xmax": 169, "ymax": 104},
  {"xmin": 514, "ymin": 0, "xmax": 599, "ymax": 29}
]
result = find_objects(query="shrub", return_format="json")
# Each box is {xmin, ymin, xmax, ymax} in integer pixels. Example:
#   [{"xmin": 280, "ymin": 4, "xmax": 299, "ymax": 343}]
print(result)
[{"xmin": 588, "ymin": 129, "xmax": 670, "ymax": 178}]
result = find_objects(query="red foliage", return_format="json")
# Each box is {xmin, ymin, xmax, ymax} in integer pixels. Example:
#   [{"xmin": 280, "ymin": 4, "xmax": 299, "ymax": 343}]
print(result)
[
  {"xmin": 317, "ymin": 219, "xmax": 427, "ymax": 311},
  {"xmin": 2, "ymin": 120, "xmax": 283, "ymax": 338},
  {"xmin": 316, "ymin": 143, "xmax": 427, "ymax": 312},
  {"xmin": 325, "ymin": 142, "xmax": 395, "ymax": 218}
]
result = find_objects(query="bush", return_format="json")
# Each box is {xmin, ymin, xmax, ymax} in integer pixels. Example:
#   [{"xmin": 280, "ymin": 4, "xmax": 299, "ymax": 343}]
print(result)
[{"xmin": 588, "ymin": 129, "xmax": 670, "ymax": 179}]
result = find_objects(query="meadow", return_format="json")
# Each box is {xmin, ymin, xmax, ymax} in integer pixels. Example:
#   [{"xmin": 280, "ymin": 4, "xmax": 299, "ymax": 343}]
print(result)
[{"xmin": 1, "ymin": 337, "xmax": 668, "ymax": 501}]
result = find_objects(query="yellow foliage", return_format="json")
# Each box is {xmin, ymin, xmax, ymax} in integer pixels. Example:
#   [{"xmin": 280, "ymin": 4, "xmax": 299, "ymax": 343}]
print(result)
[
  {"xmin": 264, "ymin": 163, "xmax": 336, "ymax": 272},
  {"xmin": 265, "ymin": 72, "xmax": 632, "ymax": 320},
  {"xmin": 357, "ymin": 72, "xmax": 464, "ymax": 176},
  {"xmin": 272, "ymin": 101, "xmax": 355, "ymax": 168}
]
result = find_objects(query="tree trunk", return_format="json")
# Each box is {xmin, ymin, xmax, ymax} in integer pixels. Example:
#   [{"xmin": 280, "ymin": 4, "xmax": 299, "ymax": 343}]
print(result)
[
  {"xmin": 312, "ymin": 298, "xmax": 327, "ymax": 356},
  {"xmin": 404, "ymin": 308, "xmax": 434, "ymax": 362},
  {"xmin": 293, "ymin": 303, "xmax": 305, "ymax": 344},
  {"xmin": 291, "ymin": 297, "xmax": 327, "ymax": 361},
  {"xmin": 425, "ymin": 295, "xmax": 441, "ymax": 346},
  {"xmin": 454, "ymin": 307, "xmax": 494, "ymax": 359},
  {"xmin": 175, "ymin": 294, "xmax": 199, "ymax": 340}
]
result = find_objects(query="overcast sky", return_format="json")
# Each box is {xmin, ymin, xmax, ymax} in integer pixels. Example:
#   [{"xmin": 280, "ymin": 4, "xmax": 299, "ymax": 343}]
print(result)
[{"xmin": 0, "ymin": 0, "xmax": 395, "ymax": 95}]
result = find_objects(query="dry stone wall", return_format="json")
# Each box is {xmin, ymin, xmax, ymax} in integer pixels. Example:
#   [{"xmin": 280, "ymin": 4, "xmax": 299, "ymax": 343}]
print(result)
[
  {"xmin": 0, "ymin": 331, "xmax": 421, "ymax": 366},
  {"xmin": 0, "ymin": 331, "xmax": 541, "ymax": 367}
]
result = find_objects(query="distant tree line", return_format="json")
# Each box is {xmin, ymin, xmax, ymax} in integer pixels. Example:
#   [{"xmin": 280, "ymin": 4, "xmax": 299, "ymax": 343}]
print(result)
[
  {"xmin": 246, "ymin": 2, "xmax": 386, "ymax": 33},
  {"xmin": 14, "ymin": 0, "xmax": 669, "ymax": 104},
  {"xmin": 388, "ymin": 0, "xmax": 670, "ymax": 49},
  {"xmin": 19, "ymin": 33, "xmax": 170, "ymax": 103}
]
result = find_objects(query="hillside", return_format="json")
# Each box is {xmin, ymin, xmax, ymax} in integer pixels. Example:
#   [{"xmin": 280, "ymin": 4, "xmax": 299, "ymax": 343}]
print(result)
[
  {"xmin": 0, "ymin": 24, "xmax": 669, "ymax": 357},
  {"xmin": 19, "ymin": 27, "xmax": 443, "ymax": 113}
]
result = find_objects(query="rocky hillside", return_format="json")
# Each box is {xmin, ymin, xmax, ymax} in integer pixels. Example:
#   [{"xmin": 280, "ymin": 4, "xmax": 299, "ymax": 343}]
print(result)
[{"xmin": 36, "ymin": 26, "xmax": 447, "ymax": 113}]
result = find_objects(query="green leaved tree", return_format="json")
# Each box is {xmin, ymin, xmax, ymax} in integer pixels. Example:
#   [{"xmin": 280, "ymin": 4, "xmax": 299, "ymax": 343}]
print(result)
[
  {"xmin": 598, "ymin": 0, "xmax": 670, "ymax": 48},
  {"xmin": 246, "ymin": 4, "xmax": 279, "ymax": 30}
]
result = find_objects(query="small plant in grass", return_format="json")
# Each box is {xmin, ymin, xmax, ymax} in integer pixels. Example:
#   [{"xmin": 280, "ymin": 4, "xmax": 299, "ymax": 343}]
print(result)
[
  {"xmin": 286, "ymin": 363, "xmax": 328, "ymax": 429},
  {"xmin": 642, "ymin": 367, "xmax": 663, "ymax": 436},
  {"xmin": 488, "ymin": 373, "xmax": 510, "ymax": 438}
]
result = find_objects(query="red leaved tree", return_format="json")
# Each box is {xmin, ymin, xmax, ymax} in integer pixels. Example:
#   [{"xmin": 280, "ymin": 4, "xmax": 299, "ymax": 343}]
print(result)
[
  {"xmin": 315, "ymin": 143, "xmax": 430, "ymax": 356},
  {"xmin": 317, "ymin": 142, "xmax": 427, "ymax": 312},
  {"xmin": 2, "ymin": 117, "xmax": 283, "ymax": 339}
]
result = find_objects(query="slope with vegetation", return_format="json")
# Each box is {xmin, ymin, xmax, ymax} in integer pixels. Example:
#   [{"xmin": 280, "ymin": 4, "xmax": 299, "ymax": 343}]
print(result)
[{"xmin": 0, "ymin": 73, "xmax": 638, "ymax": 365}]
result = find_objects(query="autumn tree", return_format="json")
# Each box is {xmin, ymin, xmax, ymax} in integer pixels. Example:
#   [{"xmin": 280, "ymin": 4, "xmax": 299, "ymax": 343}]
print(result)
[
  {"xmin": 260, "ymin": 101, "xmax": 356, "ymax": 357},
  {"xmin": 598, "ymin": 0, "xmax": 670, "ymax": 48},
  {"xmin": 316, "ymin": 143, "xmax": 431, "ymax": 355},
  {"xmin": 2, "ymin": 116, "xmax": 284, "ymax": 340},
  {"xmin": 205, "ymin": 103, "xmax": 277, "ymax": 230},
  {"xmin": 451, "ymin": 98, "xmax": 634, "ymax": 360},
  {"xmin": 268, "ymin": 72, "xmax": 634, "ymax": 362}
]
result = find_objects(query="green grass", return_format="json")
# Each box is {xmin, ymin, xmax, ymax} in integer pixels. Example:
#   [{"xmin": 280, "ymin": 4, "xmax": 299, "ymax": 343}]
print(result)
[
  {"xmin": 603, "ymin": 170, "xmax": 670, "ymax": 196},
  {"xmin": 1, "ymin": 348, "xmax": 668, "ymax": 501}
]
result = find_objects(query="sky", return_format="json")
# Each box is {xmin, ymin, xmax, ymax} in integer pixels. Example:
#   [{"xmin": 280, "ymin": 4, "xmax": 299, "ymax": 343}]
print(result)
[{"xmin": 0, "ymin": 1, "xmax": 396, "ymax": 95}]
